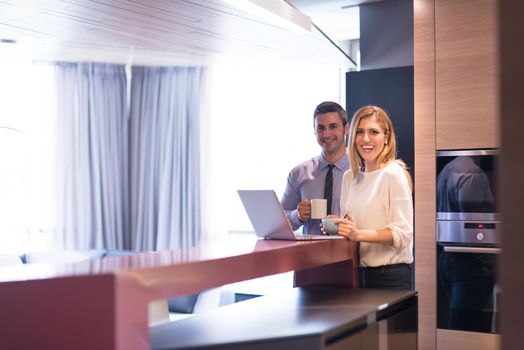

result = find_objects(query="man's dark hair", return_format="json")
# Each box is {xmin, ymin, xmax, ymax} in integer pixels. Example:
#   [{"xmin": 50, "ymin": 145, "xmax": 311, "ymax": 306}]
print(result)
[{"xmin": 313, "ymin": 101, "xmax": 348, "ymax": 126}]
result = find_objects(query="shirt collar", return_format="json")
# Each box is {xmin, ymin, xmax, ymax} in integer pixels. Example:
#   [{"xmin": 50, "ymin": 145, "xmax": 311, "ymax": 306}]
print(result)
[{"xmin": 319, "ymin": 153, "xmax": 348, "ymax": 171}]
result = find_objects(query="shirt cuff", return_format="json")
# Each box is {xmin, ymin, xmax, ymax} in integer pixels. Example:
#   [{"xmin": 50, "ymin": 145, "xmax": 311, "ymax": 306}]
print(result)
[{"xmin": 289, "ymin": 210, "xmax": 303, "ymax": 230}]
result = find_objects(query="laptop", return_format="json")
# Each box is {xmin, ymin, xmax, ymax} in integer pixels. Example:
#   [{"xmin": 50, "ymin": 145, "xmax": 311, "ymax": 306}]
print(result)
[{"xmin": 237, "ymin": 190, "xmax": 344, "ymax": 240}]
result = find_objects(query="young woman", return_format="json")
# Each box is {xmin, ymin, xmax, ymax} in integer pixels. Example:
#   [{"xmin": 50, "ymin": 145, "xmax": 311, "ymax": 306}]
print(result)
[{"xmin": 327, "ymin": 105, "xmax": 413, "ymax": 290}]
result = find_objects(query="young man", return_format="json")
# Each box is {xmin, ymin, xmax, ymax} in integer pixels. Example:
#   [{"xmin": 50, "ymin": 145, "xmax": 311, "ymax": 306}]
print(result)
[{"xmin": 281, "ymin": 101, "xmax": 350, "ymax": 234}]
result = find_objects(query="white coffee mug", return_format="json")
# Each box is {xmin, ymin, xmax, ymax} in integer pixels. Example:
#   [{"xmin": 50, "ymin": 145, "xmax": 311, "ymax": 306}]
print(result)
[{"xmin": 310, "ymin": 199, "xmax": 327, "ymax": 219}]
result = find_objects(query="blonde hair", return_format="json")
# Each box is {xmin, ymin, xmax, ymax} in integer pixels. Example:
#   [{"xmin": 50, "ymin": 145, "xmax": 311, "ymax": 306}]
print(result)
[{"xmin": 347, "ymin": 105, "xmax": 412, "ymax": 191}]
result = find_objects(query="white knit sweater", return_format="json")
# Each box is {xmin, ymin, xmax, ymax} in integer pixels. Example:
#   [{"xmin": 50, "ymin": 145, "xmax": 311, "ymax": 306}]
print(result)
[{"xmin": 340, "ymin": 161, "xmax": 414, "ymax": 267}]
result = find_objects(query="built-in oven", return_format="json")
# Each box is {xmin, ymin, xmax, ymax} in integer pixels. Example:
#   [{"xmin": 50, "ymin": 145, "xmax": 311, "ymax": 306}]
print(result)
[{"xmin": 436, "ymin": 149, "xmax": 500, "ymax": 334}]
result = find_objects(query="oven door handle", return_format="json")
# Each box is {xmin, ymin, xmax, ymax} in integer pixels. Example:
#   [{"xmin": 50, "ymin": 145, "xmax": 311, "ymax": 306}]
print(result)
[{"xmin": 443, "ymin": 246, "xmax": 501, "ymax": 254}]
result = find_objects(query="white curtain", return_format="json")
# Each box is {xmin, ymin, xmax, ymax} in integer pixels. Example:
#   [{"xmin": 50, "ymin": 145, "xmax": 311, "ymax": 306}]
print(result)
[
  {"xmin": 129, "ymin": 66, "xmax": 204, "ymax": 251},
  {"xmin": 54, "ymin": 63, "xmax": 128, "ymax": 250}
]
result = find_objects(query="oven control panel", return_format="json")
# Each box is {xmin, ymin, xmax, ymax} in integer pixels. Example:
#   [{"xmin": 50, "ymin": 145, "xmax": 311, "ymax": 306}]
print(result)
[{"xmin": 437, "ymin": 221, "xmax": 499, "ymax": 245}]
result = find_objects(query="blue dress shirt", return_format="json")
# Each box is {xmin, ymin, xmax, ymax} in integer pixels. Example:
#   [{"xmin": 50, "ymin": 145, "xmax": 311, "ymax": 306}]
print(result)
[{"xmin": 281, "ymin": 154, "xmax": 349, "ymax": 234}]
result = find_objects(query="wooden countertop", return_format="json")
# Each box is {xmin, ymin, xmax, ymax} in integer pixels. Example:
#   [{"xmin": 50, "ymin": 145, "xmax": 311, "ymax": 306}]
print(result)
[{"xmin": 0, "ymin": 236, "xmax": 357, "ymax": 350}]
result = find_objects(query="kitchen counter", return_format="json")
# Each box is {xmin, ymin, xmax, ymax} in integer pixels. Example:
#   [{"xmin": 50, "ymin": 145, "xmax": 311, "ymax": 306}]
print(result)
[
  {"xmin": 151, "ymin": 286, "xmax": 417, "ymax": 350},
  {"xmin": 0, "ymin": 236, "xmax": 357, "ymax": 350}
]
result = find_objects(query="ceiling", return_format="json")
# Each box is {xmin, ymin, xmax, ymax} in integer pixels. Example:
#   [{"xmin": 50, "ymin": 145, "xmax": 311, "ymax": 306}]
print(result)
[
  {"xmin": 0, "ymin": 0, "xmax": 378, "ymax": 67},
  {"xmin": 290, "ymin": 0, "xmax": 382, "ymax": 41}
]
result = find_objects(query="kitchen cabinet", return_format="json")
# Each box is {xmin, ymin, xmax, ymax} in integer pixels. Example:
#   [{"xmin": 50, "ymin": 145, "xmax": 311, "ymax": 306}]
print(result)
[{"xmin": 435, "ymin": 0, "xmax": 499, "ymax": 150}]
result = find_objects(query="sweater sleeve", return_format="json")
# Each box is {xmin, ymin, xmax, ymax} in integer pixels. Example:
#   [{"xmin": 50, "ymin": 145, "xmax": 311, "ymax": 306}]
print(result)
[{"xmin": 385, "ymin": 165, "xmax": 413, "ymax": 251}]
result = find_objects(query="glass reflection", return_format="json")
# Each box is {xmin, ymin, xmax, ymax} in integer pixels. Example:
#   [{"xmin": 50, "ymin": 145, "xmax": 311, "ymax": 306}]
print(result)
[{"xmin": 437, "ymin": 156, "xmax": 495, "ymax": 213}]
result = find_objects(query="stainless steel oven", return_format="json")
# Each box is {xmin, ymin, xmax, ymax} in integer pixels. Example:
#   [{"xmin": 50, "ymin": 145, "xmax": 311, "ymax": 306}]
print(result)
[{"xmin": 436, "ymin": 149, "xmax": 500, "ymax": 334}]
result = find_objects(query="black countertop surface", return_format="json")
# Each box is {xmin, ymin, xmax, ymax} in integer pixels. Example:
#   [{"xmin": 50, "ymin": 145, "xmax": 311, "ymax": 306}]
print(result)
[{"xmin": 151, "ymin": 286, "xmax": 417, "ymax": 350}]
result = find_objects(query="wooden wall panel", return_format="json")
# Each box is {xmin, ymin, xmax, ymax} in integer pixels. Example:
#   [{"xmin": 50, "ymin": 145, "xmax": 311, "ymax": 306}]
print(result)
[
  {"xmin": 435, "ymin": 0, "xmax": 499, "ymax": 150},
  {"xmin": 437, "ymin": 330, "xmax": 500, "ymax": 350},
  {"xmin": 414, "ymin": 1, "xmax": 436, "ymax": 349},
  {"xmin": 499, "ymin": 1, "xmax": 524, "ymax": 350}
]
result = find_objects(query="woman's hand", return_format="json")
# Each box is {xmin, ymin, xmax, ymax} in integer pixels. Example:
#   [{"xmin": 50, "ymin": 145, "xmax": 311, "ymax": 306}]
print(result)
[
  {"xmin": 319, "ymin": 214, "xmax": 339, "ymax": 235},
  {"xmin": 336, "ymin": 214, "xmax": 360, "ymax": 241}
]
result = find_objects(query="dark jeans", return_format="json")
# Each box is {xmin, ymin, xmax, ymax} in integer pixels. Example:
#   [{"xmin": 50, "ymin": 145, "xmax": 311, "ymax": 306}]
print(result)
[{"xmin": 360, "ymin": 263, "xmax": 413, "ymax": 291}]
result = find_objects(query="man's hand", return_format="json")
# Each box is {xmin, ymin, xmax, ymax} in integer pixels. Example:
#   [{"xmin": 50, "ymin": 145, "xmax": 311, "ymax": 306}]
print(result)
[{"xmin": 297, "ymin": 200, "xmax": 311, "ymax": 222}]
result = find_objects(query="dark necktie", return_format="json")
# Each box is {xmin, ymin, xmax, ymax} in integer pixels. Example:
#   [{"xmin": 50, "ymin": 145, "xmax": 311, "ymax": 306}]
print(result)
[{"xmin": 324, "ymin": 164, "xmax": 335, "ymax": 214}]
